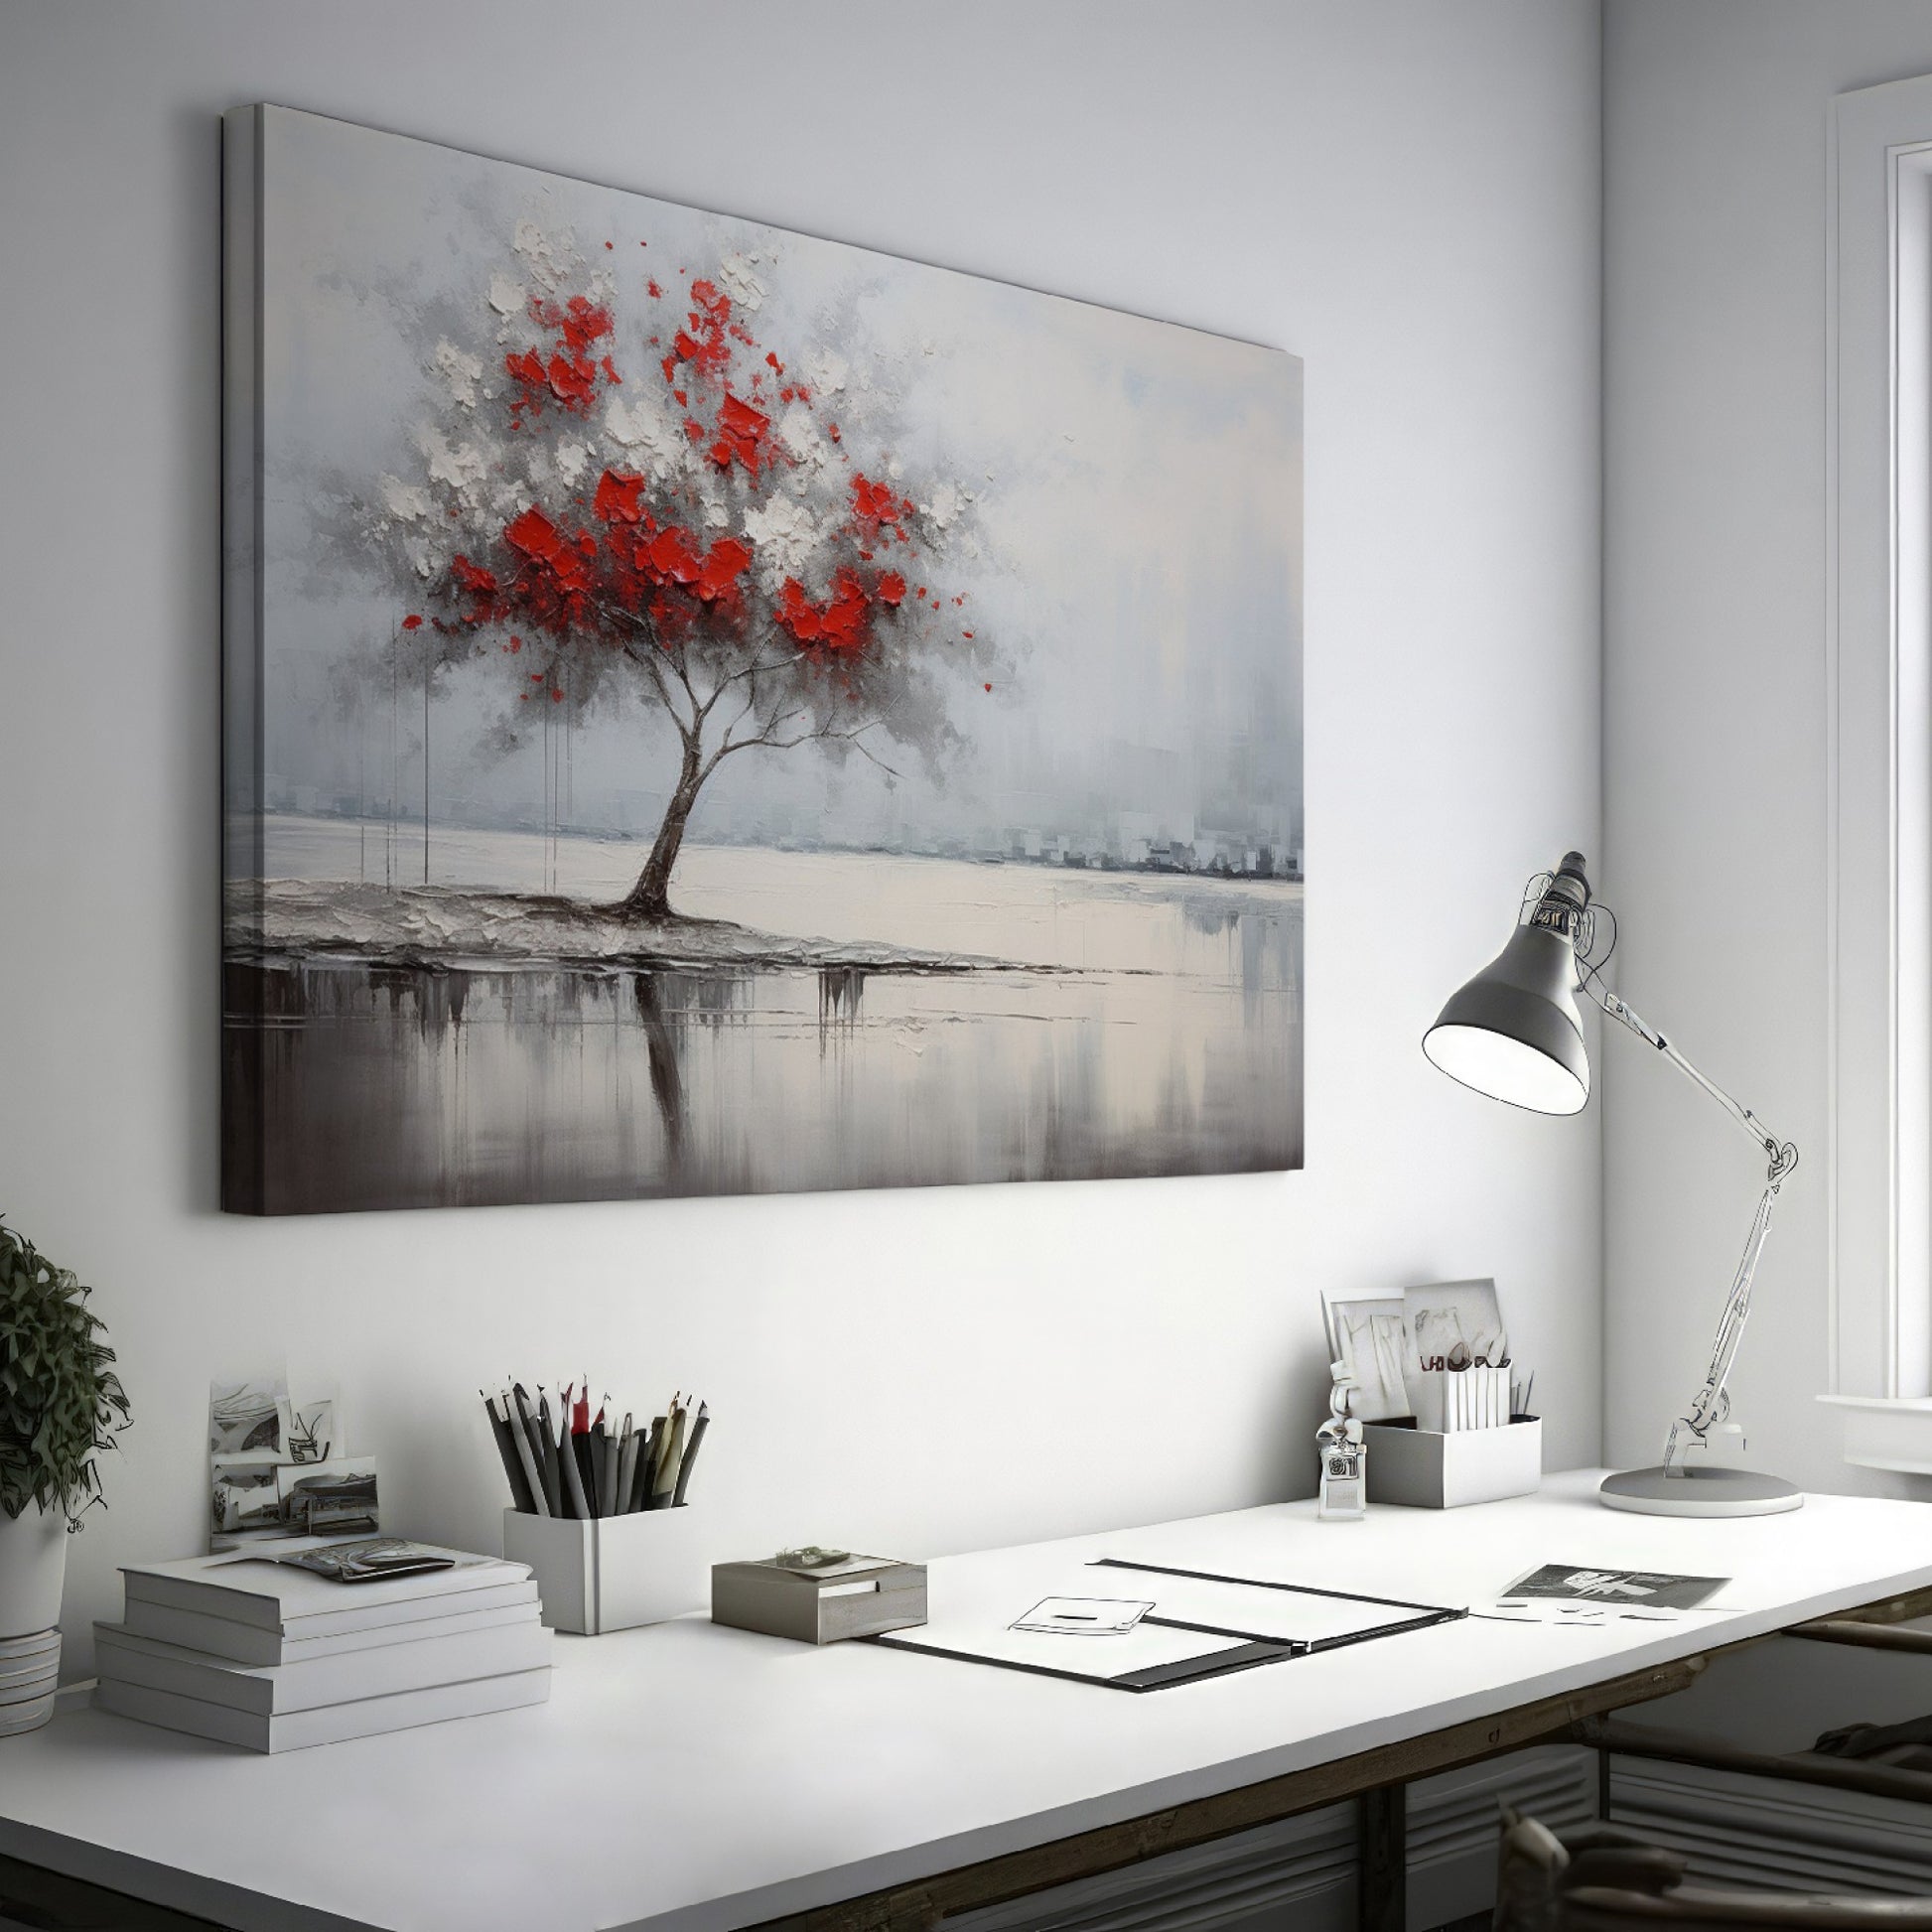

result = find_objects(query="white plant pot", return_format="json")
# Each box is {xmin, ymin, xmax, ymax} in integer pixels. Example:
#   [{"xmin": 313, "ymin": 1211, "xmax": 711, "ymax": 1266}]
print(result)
[{"xmin": 0, "ymin": 1503, "xmax": 68, "ymax": 1639}]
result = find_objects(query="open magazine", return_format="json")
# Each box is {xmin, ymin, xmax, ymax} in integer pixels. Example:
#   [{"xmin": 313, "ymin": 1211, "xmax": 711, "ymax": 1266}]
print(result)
[{"xmin": 271, "ymin": 1539, "xmax": 460, "ymax": 1585}]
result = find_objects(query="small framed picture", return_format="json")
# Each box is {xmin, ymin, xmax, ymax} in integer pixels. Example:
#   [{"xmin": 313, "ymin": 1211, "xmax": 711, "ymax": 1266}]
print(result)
[
  {"xmin": 207, "ymin": 1376, "xmax": 286, "ymax": 1458},
  {"xmin": 278, "ymin": 1395, "xmax": 338, "ymax": 1466},
  {"xmin": 210, "ymin": 1460, "xmax": 282, "ymax": 1536},
  {"xmin": 1403, "ymin": 1279, "xmax": 1506, "ymax": 1373},
  {"xmin": 278, "ymin": 1458, "xmax": 379, "ymax": 1537},
  {"xmin": 1321, "ymin": 1296, "xmax": 1413, "ymax": 1422}
]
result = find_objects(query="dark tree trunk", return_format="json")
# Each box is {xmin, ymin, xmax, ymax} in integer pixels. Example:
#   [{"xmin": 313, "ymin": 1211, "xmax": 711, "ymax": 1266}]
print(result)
[{"xmin": 621, "ymin": 739, "xmax": 704, "ymax": 920}]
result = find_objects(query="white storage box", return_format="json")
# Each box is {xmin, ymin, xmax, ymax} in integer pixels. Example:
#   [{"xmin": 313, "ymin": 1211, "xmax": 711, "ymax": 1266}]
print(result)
[
  {"xmin": 1361, "ymin": 1417, "xmax": 1542, "ymax": 1508},
  {"xmin": 501, "ymin": 1507, "xmax": 708, "ymax": 1635}
]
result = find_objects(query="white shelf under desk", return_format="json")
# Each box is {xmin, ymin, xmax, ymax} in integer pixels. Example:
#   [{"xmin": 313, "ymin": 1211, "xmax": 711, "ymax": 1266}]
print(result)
[{"xmin": 3, "ymin": 1468, "xmax": 1931, "ymax": 1932}]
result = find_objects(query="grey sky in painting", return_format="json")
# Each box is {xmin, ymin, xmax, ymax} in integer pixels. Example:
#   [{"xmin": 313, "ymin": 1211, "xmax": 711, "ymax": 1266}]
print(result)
[{"xmin": 258, "ymin": 109, "xmax": 1303, "ymax": 866}]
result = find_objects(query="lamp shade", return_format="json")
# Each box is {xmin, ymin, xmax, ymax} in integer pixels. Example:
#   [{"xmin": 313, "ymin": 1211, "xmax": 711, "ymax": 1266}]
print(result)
[{"xmin": 1422, "ymin": 923, "xmax": 1589, "ymax": 1115}]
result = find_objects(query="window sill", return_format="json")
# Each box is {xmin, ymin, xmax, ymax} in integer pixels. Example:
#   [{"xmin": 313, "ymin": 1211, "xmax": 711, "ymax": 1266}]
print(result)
[{"xmin": 1816, "ymin": 1394, "xmax": 1932, "ymax": 1473}]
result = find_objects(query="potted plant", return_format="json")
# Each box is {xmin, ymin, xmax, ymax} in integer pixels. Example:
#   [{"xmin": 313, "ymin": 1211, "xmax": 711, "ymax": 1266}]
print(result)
[{"xmin": 0, "ymin": 1218, "xmax": 130, "ymax": 1640}]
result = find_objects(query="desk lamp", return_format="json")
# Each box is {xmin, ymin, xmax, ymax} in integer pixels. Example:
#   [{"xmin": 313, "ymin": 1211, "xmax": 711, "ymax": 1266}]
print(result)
[{"xmin": 1422, "ymin": 851, "xmax": 1802, "ymax": 1517}]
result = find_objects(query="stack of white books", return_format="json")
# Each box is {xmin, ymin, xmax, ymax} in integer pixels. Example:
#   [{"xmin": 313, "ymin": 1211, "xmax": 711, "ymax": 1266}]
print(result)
[{"xmin": 92, "ymin": 1539, "xmax": 551, "ymax": 1752}]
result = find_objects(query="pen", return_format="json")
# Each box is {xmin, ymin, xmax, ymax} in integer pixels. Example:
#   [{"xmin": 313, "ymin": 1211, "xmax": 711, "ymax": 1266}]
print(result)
[
  {"xmin": 616, "ymin": 1415, "xmax": 639, "ymax": 1518},
  {"xmin": 650, "ymin": 1401, "xmax": 686, "ymax": 1510},
  {"xmin": 558, "ymin": 1382, "xmax": 593, "ymax": 1521},
  {"xmin": 671, "ymin": 1404, "xmax": 708, "ymax": 1507},
  {"xmin": 589, "ymin": 1418, "xmax": 610, "ymax": 1519},
  {"xmin": 535, "ymin": 1391, "xmax": 564, "ymax": 1517},
  {"xmin": 570, "ymin": 1428, "xmax": 597, "ymax": 1521},
  {"xmin": 631, "ymin": 1418, "xmax": 661, "ymax": 1512},
  {"xmin": 485, "ymin": 1391, "xmax": 539, "ymax": 1514},
  {"xmin": 509, "ymin": 1385, "xmax": 552, "ymax": 1518},
  {"xmin": 597, "ymin": 1420, "xmax": 620, "ymax": 1520}
]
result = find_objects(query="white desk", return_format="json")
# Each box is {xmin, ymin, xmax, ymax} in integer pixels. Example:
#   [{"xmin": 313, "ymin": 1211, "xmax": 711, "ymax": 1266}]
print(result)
[{"xmin": 2, "ymin": 1471, "xmax": 1931, "ymax": 1932}]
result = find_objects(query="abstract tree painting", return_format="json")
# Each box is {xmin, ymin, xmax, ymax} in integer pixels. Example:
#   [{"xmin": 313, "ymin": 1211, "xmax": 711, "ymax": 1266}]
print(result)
[{"xmin": 221, "ymin": 107, "xmax": 1304, "ymax": 1214}]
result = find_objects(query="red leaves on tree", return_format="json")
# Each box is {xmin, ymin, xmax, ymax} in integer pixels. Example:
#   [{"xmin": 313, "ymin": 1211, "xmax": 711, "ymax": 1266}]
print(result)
[
  {"xmin": 670, "ymin": 278, "xmax": 733, "ymax": 383},
  {"xmin": 401, "ymin": 615, "xmax": 423, "ymax": 630},
  {"xmin": 506, "ymin": 506, "xmax": 565, "ymax": 563},
  {"xmin": 777, "ymin": 570, "xmax": 873, "ymax": 653},
  {"xmin": 504, "ymin": 505, "xmax": 591, "ymax": 600},
  {"xmin": 638, "ymin": 524, "xmax": 703, "ymax": 587},
  {"xmin": 593, "ymin": 469, "xmax": 647, "ymax": 525},
  {"xmin": 709, "ymin": 392, "xmax": 771, "ymax": 476},
  {"xmin": 402, "ymin": 242, "xmax": 986, "ymax": 774},
  {"xmin": 695, "ymin": 536, "xmax": 751, "ymax": 603},
  {"xmin": 532, "ymin": 293, "xmax": 614, "ymax": 359},
  {"xmin": 504, "ymin": 294, "xmax": 617, "ymax": 421},
  {"xmin": 850, "ymin": 475, "xmax": 912, "ymax": 532},
  {"xmin": 545, "ymin": 353, "xmax": 597, "ymax": 409}
]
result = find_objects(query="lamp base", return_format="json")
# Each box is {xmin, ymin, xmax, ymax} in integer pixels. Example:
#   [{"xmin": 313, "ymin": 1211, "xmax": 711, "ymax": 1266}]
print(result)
[{"xmin": 1598, "ymin": 1464, "xmax": 1803, "ymax": 1517}]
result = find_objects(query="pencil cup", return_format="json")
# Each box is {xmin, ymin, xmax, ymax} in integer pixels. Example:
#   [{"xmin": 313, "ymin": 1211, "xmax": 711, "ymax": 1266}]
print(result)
[{"xmin": 502, "ymin": 1506, "xmax": 709, "ymax": 1635}]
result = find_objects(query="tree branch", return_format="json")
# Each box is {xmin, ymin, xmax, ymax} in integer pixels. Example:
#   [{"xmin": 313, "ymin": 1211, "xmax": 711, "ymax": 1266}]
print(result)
[
  {"xmin": 619, "ymin": 639, "xmax": 693, "ymax": 740},
  {"xmin": 588, "ymin": 595, "xmax": 696, "ymax": 740},
  {"xmin": 699, "ymin": 653, "xmax": 797, "ymax": 715},
  {"xmin": 704, "ymin": 714, "xmax": 900, "ymax": 781}
]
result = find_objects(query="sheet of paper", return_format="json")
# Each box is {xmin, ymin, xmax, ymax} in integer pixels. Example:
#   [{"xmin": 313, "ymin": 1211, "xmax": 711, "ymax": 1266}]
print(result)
[
  {"xmin": 1499, "ymin": 1563, "xmax": 1728, "ymax": 1610},
  {"xmin": 1010, "ymin": 1596, "xmax": 1154, "ymax": 1636},
  {"xmin": 883, "ymin": 1604, "xmax": 1259, "ymax": 1684}
]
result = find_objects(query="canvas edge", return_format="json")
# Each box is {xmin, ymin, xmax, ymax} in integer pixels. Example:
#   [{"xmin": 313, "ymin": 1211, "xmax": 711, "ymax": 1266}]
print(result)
[{"xmin": 220, "ymin": 103, "xmax": 268, "ymax": 1215}]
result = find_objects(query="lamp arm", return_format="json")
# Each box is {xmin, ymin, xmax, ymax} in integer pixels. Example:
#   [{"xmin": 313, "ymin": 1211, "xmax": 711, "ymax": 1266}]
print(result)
[
  {"xmin": 1577, "ymin": 979, "xmax": 1800, "ymax": 1469},
  {"xmin": 1580, "ymin": 983, "xmax": 1792, "ymax": 1168}
]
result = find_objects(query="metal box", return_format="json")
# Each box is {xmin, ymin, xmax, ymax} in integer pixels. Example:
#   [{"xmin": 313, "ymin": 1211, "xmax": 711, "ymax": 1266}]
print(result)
[
  {"xmin": 710, "ymin": 1555, "xmax": 926, "ymax": 1645},
  {"xmin": 502, "ymin": 1505, "xmax": 708, "ymax": 1635},
  {"xmin": 1361, "ymin": 1417, "xmax": 1543, "ymax": 1509}
]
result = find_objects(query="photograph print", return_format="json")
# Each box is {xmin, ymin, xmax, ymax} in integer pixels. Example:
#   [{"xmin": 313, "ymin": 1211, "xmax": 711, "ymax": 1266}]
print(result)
[{"xmin": 222, "ymin": 106, "xmax": 1304, "ymax": 1213}]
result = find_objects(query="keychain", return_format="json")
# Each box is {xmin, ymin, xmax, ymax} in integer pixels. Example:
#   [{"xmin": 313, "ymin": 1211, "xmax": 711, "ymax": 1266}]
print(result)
[{"xmin": 1317, "ymin": 1360, "xmax": 1367, "ymax": 1521}]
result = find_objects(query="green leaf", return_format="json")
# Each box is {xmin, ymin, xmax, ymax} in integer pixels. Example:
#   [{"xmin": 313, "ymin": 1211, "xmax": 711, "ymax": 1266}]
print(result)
[{"xmin": 0, "ymin": 1218, "xmax": 132, "ymax": 1528}]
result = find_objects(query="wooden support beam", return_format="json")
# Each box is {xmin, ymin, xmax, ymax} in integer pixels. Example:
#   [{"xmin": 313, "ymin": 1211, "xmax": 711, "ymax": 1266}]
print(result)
[
  {"xmin": 1579, "ymin": 1718, "xmax": 1932, "ymax": 1807},
  {"xmin": 1798, "ymin": 1587, "xmax": 1932, "ymax": 1629},
  {"xmin": 1357, "ymin": 1785, "xmax": 1406, "ymax": 1932},
  {"xmin": 750, "ymin": 1655, "xmax": 1707, "ymax": 1932},
  {"xmin": 1788, "ymin": 1618, "xmax": 1932, "ymax": 1656}
]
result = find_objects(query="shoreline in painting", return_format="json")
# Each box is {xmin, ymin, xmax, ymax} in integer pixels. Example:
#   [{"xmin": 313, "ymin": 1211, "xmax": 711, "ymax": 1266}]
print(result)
[{"xmin": 226, "ymin": 879, "xmax": 1075, "ymax": 978}]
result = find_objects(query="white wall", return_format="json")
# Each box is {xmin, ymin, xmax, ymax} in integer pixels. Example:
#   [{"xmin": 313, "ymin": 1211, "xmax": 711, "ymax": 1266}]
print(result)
[
  {"xmin": 0, "ymin": 0, "xmax": 1603, "ymax": 1672},
  {"xmin": 1602, "ymin": 0, "xmax": 1932, "ymax": 1490}
]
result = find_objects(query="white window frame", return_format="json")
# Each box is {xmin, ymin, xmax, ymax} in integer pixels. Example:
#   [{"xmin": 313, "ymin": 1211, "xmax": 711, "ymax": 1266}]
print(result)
[{"xmin": 1823, "ymin": 72, "xmax": 1932, "ymax": 1463}]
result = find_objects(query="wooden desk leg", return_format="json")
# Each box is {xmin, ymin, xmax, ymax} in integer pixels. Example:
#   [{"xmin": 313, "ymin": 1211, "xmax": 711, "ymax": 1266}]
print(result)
[{"xmin": 1358, "ymin": 1783, "xmax": 1406, "ymax": 1932}]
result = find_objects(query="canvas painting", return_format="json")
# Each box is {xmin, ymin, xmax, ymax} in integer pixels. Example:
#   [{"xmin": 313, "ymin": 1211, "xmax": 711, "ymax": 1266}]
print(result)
[{"xmin": 221, "ymin": 106, "xmax": 1304, "ymax": 1213}]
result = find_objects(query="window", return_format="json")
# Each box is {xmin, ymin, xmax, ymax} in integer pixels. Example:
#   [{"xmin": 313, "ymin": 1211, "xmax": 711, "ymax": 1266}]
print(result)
[{"xmin": 1826, "ymin": 73, "xmax": 1932, "ymax": 1454}]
